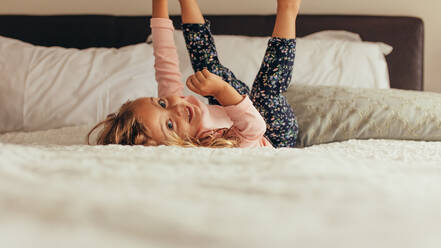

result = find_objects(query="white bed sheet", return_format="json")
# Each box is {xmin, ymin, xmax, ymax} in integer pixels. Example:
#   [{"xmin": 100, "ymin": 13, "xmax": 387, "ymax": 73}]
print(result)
[{"xmin": 1, "ymin": 125, "xmax": 441, "ymax": 248}]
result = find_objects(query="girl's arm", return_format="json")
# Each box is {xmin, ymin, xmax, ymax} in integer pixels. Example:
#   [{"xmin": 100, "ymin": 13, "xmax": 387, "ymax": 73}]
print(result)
[
  {"xmin": 223, "ymin": 96, "xmax": 267, "ymax": 147},
  {"xmin": 151, "ymin": 0, "xmax": 184, "ymax": 97},
  {"xmin": 186, "ymin": 69, "xmax": 267, "ymax": 145}
]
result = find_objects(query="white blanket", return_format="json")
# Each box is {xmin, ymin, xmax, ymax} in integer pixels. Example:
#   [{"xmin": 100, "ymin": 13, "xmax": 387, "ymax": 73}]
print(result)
[{"xmin": 1, "ymin": 125, "xmax": 441, "ymax": 248}]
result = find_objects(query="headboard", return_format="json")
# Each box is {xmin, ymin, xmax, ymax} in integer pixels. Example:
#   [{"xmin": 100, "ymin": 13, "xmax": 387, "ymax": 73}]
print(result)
[{"xmin": 0, "ymin": 14, "xmax": 424, "ymax": 91}]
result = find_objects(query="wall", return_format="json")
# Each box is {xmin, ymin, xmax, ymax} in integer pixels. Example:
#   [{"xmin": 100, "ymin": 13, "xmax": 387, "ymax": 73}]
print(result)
[{"xmin": 1, "ymin": 0, "xmax": 440, "ymax": 93}]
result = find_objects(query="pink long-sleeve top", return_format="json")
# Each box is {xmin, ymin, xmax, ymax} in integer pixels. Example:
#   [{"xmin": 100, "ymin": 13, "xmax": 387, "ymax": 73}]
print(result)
[{"xmin": 151, "ymin": 18, "xmax": 272, "ymax": 148}]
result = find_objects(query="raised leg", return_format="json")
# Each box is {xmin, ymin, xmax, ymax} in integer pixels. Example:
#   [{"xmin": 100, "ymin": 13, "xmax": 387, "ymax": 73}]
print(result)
[
  {"xmin": 179, "ymin": 0, "xmax": 250, "ymax": 105},
  {"xmin": 250, "ymin": 0, "xmax": 301, "ymax": 148},
  {"xmin": 272, "ymin": 0, "xmax": 300, "ymax": 39}
]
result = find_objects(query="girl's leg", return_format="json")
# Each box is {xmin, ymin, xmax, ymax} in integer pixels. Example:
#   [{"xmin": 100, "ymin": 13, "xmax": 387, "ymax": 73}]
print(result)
[
  {"xmin": 179, "ymin": 0, "xmax": 250, "ymax": 105},
  {"xmin": 250, "ymin": 0, "xmax": 301, "ymax": 148},
  {"xmin": 272, "ymin": 0, "xmax": 300, "ymax": 39}
]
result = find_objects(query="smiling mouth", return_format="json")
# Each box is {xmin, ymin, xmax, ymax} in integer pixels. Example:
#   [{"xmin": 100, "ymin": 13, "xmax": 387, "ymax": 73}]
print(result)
[{"xmin": 186, "ymin": 106, "xmax": 193, "ymax": 123}]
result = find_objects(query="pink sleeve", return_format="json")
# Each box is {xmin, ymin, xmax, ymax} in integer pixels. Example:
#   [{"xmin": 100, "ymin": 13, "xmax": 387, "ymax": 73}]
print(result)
[
  {"xmin": 224, "ymin": 96, "xmax": 267, "ymax": 147},
  {"xmin": 150, "ymin": 18, "xmax": 184, "ymax": 97}
]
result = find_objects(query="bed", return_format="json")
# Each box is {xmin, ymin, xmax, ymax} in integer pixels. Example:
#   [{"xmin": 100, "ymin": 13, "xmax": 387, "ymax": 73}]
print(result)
[{"xmin": 1, "ymin": 15, "xmax": 441, "ymax": 248}]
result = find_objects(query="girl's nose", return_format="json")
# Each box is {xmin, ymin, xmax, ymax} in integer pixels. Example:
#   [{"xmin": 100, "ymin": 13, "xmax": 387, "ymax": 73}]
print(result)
[{"xmin": 171, "ymin": 104, "xmax": 185, "ymax": 118}]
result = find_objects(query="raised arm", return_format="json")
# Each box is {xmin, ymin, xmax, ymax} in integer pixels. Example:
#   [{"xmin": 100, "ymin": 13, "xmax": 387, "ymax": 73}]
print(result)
[
  {"xmin": 186, "ymin": 69, "xmax": 267, "ymax": 147},
  {"xmin": 151, "ymin": 0, "xmax": 184, "ymax": 97}
]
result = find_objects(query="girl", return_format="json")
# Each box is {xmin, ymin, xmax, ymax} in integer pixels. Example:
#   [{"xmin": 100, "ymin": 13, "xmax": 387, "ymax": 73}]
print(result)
[{"xmin": 88, "ymin": 0, "xmax": 300, "ymax": 148}]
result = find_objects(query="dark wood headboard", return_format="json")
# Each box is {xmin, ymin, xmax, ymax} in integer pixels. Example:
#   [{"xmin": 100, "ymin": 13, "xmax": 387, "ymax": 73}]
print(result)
[{"xmin": 0, "ymin": 14, "xmax": 424, "ymax": 91}]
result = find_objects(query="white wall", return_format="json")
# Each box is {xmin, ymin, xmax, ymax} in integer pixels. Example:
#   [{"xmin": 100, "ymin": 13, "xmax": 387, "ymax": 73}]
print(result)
[{"xmin": 2, "ymin": 0, "xmax": 440, "ymax": 93}]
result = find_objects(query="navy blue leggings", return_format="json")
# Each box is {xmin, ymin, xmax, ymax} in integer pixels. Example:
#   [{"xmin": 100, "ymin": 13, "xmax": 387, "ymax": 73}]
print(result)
[{"xmin": 182, "ymin": 21, "xmax": 298, "ymax": 148}]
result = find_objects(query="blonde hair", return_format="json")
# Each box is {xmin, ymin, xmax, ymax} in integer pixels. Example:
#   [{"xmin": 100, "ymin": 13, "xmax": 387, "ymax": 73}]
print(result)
[
  {"xmin": 165, "ymin": 128, "xmax": 239, "ymax": 148},
  {"xmin": 87, "ymin": 101, "xmax": 239, "ymax": 148}
]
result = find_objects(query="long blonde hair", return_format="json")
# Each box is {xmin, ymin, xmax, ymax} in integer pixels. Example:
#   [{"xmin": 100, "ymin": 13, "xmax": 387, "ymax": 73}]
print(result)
[{"xmin": 87, "ymin": 101, "xmax": 239, "ymax": 148}]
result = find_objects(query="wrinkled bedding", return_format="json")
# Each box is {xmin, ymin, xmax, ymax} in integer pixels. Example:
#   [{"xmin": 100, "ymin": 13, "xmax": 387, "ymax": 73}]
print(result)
[{"xmin": 1, "ymin": 125, "xmax": 441, "ymax": 248}]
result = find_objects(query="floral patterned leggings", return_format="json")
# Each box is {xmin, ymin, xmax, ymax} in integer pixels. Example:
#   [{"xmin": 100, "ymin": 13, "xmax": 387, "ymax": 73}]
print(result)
[{"xmin": 182, "ymin": 21, "xmax": 298, "ymax": 148}]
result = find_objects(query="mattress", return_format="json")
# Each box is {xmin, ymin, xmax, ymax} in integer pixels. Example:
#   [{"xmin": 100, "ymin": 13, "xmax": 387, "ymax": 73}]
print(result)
[{"xmin": 1, "ymin": 125, "xmax": 441, "ymax": 248}]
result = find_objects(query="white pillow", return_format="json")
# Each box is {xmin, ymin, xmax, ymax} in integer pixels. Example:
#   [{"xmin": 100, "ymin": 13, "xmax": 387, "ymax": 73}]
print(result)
[
  {"xmin": 303, "ymin": 30, "xmax": 393, "ymax": 55},
  {"xmin": 0, "ymin": 35, "xmax": 157, "ymax": 133},
  {"xmin": 163, "ymin": 30, "xmax": 392, "ymax": 90}
]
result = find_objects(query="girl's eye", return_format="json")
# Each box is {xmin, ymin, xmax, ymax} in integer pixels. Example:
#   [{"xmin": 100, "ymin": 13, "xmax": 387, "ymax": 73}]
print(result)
[
  {"xmin": 158, "ymin": 99, "xmax": 166, "ymax": 108},
  {"xmin": 167, "ymin": 120, "xmax": 173, "ymax": 129}
]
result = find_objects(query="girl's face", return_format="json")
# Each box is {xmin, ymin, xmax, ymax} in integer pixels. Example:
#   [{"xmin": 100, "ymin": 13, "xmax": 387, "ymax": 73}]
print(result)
[{"xmin": 131, "ymin": 96, "xmax": 202, "ymax": 145}]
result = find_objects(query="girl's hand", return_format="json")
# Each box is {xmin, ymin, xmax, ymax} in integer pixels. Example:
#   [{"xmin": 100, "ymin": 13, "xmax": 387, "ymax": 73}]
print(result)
[
  {"xmin": 186, "ymin": 69, "xmax": 227, "ymax": 97},
  {"xmin": 186, "ymin": 68, "xmax": 244, "ymax": 107}
]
